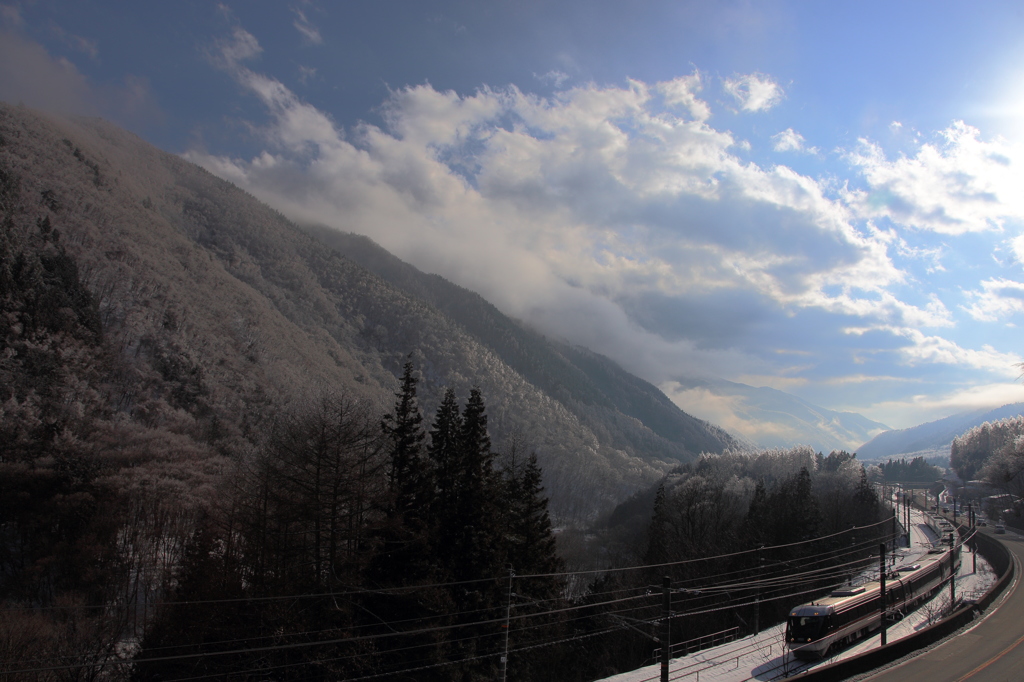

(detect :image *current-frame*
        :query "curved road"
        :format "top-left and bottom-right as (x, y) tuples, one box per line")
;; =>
(863, 526), (1024, 682)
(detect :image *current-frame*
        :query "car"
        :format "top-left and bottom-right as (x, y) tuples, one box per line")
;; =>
(942, 507), (949, 513)
(979, 520), (987, 527)
(995, 524), (1006, 534)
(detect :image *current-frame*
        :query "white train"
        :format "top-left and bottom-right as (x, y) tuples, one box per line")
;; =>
(785, 545), (960, 659)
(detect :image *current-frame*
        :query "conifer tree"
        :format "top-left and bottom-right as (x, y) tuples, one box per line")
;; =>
(498, 439), (563, 575)
(429, 387), (463, 525)
(742, 479), (770, 546)
(452, 387), (502, 584)
(499, 451), (566, 682)
(852, 467), (879, 525)
(789, 467), (820, 543)
(371, 361), (434, 586)
(365, 363), (447, 676)
(644, 482), (669, 566)
(380, 361), (431, 531)
(506, 452), (563, 579)
(427, 387), (505, 679)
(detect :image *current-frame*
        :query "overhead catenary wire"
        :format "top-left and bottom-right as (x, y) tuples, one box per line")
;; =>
(4, 516), (895, 616)
(4, 517), (932, 675)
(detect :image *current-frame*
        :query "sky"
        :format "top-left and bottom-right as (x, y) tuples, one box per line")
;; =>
(2, 0), (1024, 432)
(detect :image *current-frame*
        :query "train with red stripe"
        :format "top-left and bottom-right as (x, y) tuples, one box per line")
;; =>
(785, 544), (960, 659)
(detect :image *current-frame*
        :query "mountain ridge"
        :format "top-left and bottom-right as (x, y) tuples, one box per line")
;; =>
(663, 377), (890, 453)
(0, 102), (736, 520)
(304, 226), (736, 458)
(855, 402), (1024, 462)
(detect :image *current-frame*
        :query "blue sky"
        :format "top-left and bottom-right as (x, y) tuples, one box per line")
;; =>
(2, 1), (1024, 434)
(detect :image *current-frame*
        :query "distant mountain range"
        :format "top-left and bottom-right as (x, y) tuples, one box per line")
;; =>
(855, 403), (1024, 463)
(663, 377), (891, 454)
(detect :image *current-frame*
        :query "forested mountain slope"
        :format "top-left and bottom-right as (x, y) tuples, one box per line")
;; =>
(0, 103), (735, 522)
(305, 227), (736, 460)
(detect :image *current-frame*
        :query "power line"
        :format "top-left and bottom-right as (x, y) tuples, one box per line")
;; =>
(5, 514), (919, 675)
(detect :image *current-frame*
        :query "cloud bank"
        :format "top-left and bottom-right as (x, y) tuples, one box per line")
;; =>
(0, 26), (159, 124)
(184, 28), (1024, 431)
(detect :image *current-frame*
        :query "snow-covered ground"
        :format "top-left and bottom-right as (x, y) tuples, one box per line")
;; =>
(599, 508), (996, 682)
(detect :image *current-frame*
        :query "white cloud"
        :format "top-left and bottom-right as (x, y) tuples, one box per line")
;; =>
(297, 64), (316, 84)
(845, 325), (1022, 375)
(535, 70), (569, 88)
(292, 6), (323, 45)
(1011, 234), (1024, 264)
(661, 383), (810, 445)
(772, 127), (818, 154)
(50, 24), (99, 61)
(211, 26), (263, 69)
(846, 121), (1024, 235)
(963, 278), (1024, 322)
(189, 34), (1021, 415)
(0, 31), (93, 114)
(0, 28), (160, 126)
(723, 73), (783, 112)
(656, 72), (711, 122)
(863, 382), (1024, 429)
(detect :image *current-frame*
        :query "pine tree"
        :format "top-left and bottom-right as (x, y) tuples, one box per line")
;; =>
(644, 482), (669, 566)
(380, 361), (431, 531)
(852, 467), (879, 525)
(453, 387), (501, 583)
(743, 479), (770, 546)
(499, 452), (566, 682)
(365, 364), (447, 678)
(427, 388), (505, 680)
(500, 449), (563, 574)
(429, 387), (463, 526)
(369, 361), (434, 588)
(787, 467), (820, 546)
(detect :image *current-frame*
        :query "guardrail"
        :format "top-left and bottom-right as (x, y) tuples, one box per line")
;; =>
(648, 626), (740, 666)
(789, 521), (1014, 681)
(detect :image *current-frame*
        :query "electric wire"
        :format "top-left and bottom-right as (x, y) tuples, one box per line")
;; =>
(5, 510), (966, 675)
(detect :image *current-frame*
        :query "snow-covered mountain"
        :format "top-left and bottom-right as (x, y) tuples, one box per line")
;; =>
(661, 377), (890, 454)
(855, 403), (1024, 462)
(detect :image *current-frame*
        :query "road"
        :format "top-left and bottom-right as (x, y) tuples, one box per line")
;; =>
(862, 526), (1024, 682)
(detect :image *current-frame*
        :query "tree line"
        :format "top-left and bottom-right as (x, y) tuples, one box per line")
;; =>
(130, 362), (565, 681)
(878, 456), (943, 482)
(951, 415), (1024, 483)
(583, 448), (887, 670)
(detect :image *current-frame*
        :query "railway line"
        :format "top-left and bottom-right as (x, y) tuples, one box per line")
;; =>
(601, 505), (997, 682)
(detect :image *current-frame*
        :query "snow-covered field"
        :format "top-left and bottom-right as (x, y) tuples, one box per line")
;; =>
(599, 508), (996, 682)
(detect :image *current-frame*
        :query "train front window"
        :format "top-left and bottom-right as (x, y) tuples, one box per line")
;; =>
(788, 615), (825, 641)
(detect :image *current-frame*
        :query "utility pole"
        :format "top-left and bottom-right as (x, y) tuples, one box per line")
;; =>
(949, 533), (956, 609)
(906, 492), (911, 544)
(661, 576), (671, 682)
(754, 547), (763, 635)
(879, 543), (887, 646)
(502, 567), (514, 682)
(891, 508), (897, 553)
